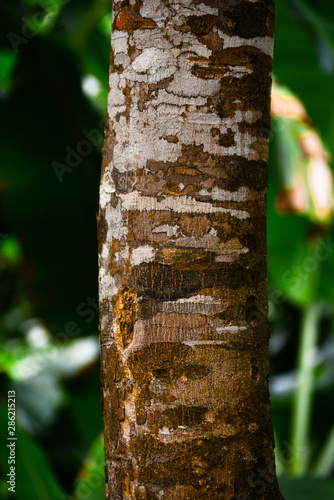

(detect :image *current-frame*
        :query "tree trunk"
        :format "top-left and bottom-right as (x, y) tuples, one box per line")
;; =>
(98, 1), (283, 498)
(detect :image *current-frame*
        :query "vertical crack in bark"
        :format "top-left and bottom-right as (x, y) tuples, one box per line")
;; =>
(99, 1), (284, 499)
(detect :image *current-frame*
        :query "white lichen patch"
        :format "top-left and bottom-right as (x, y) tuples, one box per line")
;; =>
(170, 31), (213, 59)
(225, 65), (253, 78)
(149, 66), (178, 84)
(152, 224), (179, 237)
(198, 186), (250, 202)
(114, 53), (131, 68)
(167, 1), (218, 18)
(100, 172), (116, 209)
(167, 52), (218, 98)
(119, 192), (250, 219)
(215, 28), (274, 58)
(99, 267), (120, 300)
(196, 2), (219, 15)
(115, 245), (130, 264)
(214, 247), (249, 263)
(121, 387), (138, 446)
(167, 69), (219, 98)
(140, 0), (218, 28)
(216, 326), (247, 334)
(105, 201), (128, 242)
(130, 245), (155, 266)
(108, 73), (125, 110)
(162, 295), (223, 316)
(140, 0), (170, 28)
(182, 340), (227, 347)
(152, 89), (208, 109)
(159, 426), (171, 436)
(131, 48), (177, 84)
(175, 109), (262, 160)
(110, 96), (183, 172)
(112, 30), (129, 54)
(133, 29), (172, 50)
(101, 243), (109, 261)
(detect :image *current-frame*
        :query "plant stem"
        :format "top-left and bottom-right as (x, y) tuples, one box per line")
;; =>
(290, 303), (322, 475)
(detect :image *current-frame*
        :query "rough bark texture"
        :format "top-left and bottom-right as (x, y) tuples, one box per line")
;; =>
(98, 1), (283, 498)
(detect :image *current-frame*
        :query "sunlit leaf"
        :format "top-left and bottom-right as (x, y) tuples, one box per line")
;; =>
(271, 80), (333, 223)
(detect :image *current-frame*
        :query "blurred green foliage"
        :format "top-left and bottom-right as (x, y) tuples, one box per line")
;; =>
(0, 0), (334, 498)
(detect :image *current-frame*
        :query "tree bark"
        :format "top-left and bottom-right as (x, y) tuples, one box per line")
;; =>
(98, 1), (283, 498)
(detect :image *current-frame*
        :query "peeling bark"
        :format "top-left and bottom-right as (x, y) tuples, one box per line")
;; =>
(98, 1), (283, 498)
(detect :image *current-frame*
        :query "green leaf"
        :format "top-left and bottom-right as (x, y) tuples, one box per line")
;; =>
(74, 434), (105, 500)
(267, 173), (315, 306)
(271, 80), (333, 224)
